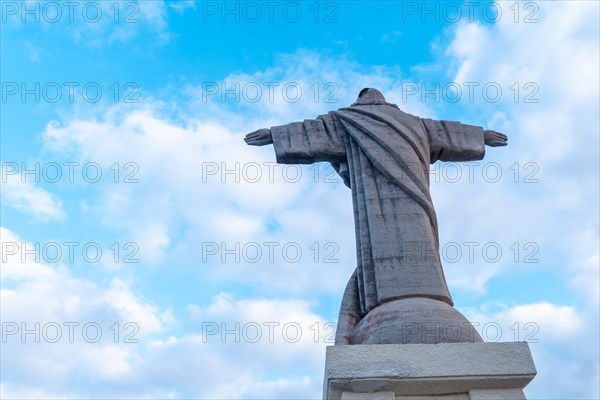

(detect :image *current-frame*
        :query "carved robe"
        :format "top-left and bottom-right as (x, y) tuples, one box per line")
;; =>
(269, 92), (485, 342)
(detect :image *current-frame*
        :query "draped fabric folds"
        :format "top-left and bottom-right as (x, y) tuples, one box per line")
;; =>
(270, 97), (485, 321)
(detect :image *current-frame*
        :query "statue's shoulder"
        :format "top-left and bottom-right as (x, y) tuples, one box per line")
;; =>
(337, 103), (401, 113)
(334, 104), (422, 123)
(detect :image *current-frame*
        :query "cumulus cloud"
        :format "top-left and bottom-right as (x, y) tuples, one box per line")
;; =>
(464, 300), (597, 398)
(1, 229), (326, 399)
(1, 227), (168, 332)
(1, 227), (169, 396)
(164, 293), (328, 398)
(1, 165), (66, 222)
(2, 1), (172, 47)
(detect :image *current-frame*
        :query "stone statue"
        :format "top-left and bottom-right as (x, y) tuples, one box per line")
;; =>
(245, 88), (507, 345)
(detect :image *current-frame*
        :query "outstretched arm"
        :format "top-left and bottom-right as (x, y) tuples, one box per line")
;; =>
(422, 118), (485, 163)
(244, 128), (273, 146)
(484, 130), (508, 147)
(243, 114), (346, 165)
(422, 118), (509, 163)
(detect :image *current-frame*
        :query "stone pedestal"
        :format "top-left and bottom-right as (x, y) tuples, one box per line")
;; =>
(323, 342), (536, 400)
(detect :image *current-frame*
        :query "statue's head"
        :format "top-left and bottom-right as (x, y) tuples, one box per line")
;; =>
(352, 88), (398, 108)
(358, 88), (385, 100)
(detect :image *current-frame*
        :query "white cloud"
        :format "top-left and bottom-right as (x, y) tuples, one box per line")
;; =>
(24, 41), (41, 62)
(129, 222), (171, 265)
(467, 301), (583, 342)
(1, 227), (170, 396)
(2, 245), (328, 399)
(463, 300), (598, 399)
(449, 2), (599, 163)
(0, 385), (65, 400)
(182, 49), (438, 128)
(169, 1), (196, 14)
(1, 228), (167, 332)
(141, 293), (327, 399)
(2, 213), (327, 397)
(1, 166), (66, 222)
(3, 1), (171, 47)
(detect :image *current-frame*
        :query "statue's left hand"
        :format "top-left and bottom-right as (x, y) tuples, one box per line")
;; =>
(484, 130), (508, 147)
(244, 128), (273, 146)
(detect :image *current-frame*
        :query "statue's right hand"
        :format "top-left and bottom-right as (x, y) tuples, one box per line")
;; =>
(244, 128), (273, 146)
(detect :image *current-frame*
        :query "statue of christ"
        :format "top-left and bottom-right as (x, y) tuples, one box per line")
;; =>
(245, 88), (507, 345)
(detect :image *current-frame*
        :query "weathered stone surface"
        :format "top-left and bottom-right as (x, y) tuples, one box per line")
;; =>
(324, 342), (536, 399)
(351, 298), (483, 345)
(469, 389), (526, 400)
(398, 395), (469, 400)
(339, 389), (525, 400)
(341, 391), (395, 400)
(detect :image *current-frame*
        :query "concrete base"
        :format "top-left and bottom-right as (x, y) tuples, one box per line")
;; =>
(323, 342), (536, 400)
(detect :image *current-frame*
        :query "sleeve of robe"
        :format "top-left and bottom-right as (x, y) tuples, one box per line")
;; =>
(270, 112), (347, 164)
(421, 118), (486, 163)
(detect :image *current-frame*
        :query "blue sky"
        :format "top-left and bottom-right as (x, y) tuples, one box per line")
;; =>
(1, 1), (599, 398)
